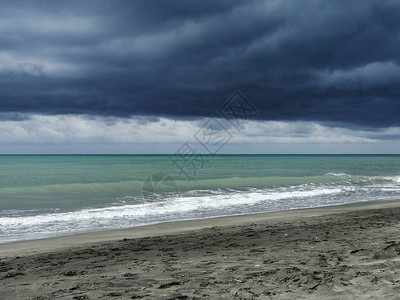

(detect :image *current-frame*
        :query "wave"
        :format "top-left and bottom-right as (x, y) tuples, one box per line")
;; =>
(324, 173), (400, 184)
(1, 173), (400, 196)
(0, 186), (344, 243)
(0, 187), (342, 226)
(2, 173), (400, 243)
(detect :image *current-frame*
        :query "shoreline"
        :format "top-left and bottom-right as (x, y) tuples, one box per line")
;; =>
(1, 198), (400, 299)
(1, 198), (400, 257)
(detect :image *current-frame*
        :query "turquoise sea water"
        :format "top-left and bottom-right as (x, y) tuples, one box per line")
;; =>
(1, 155), (400, 243)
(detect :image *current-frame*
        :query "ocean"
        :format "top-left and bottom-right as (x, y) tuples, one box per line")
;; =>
(1, 154), (400, 244)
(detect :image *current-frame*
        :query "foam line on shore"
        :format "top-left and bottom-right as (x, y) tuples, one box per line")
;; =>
(1, 198), (400, 257)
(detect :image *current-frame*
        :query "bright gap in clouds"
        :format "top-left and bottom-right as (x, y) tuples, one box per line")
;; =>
(1, 114), (400, 154)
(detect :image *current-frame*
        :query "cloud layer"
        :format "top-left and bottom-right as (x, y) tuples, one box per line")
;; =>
(2, 114), (398, 146)
(1, 0), (400, 128)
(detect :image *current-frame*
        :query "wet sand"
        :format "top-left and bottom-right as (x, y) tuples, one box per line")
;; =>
(1, 200), (400, 299)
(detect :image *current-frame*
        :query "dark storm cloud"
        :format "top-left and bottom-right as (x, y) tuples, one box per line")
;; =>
(1, 0), (400, 127)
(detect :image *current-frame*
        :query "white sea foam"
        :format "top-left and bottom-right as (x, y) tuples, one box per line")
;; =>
(1, 180), (400, 243)
(0, 186), (352, 243)
(0, 187), (342, 226)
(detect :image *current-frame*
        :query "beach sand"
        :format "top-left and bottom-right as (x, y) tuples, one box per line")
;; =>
(1, 200), (400, 299)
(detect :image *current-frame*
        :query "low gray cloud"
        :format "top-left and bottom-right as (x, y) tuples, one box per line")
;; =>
(0, 115), (388, 145)
(1, 0), (400, 127)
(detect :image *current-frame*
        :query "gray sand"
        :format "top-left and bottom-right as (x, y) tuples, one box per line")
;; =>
(1, 200), (400, 299)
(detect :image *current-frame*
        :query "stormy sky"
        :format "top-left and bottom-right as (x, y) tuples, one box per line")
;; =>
(1, 0), (400, 153)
